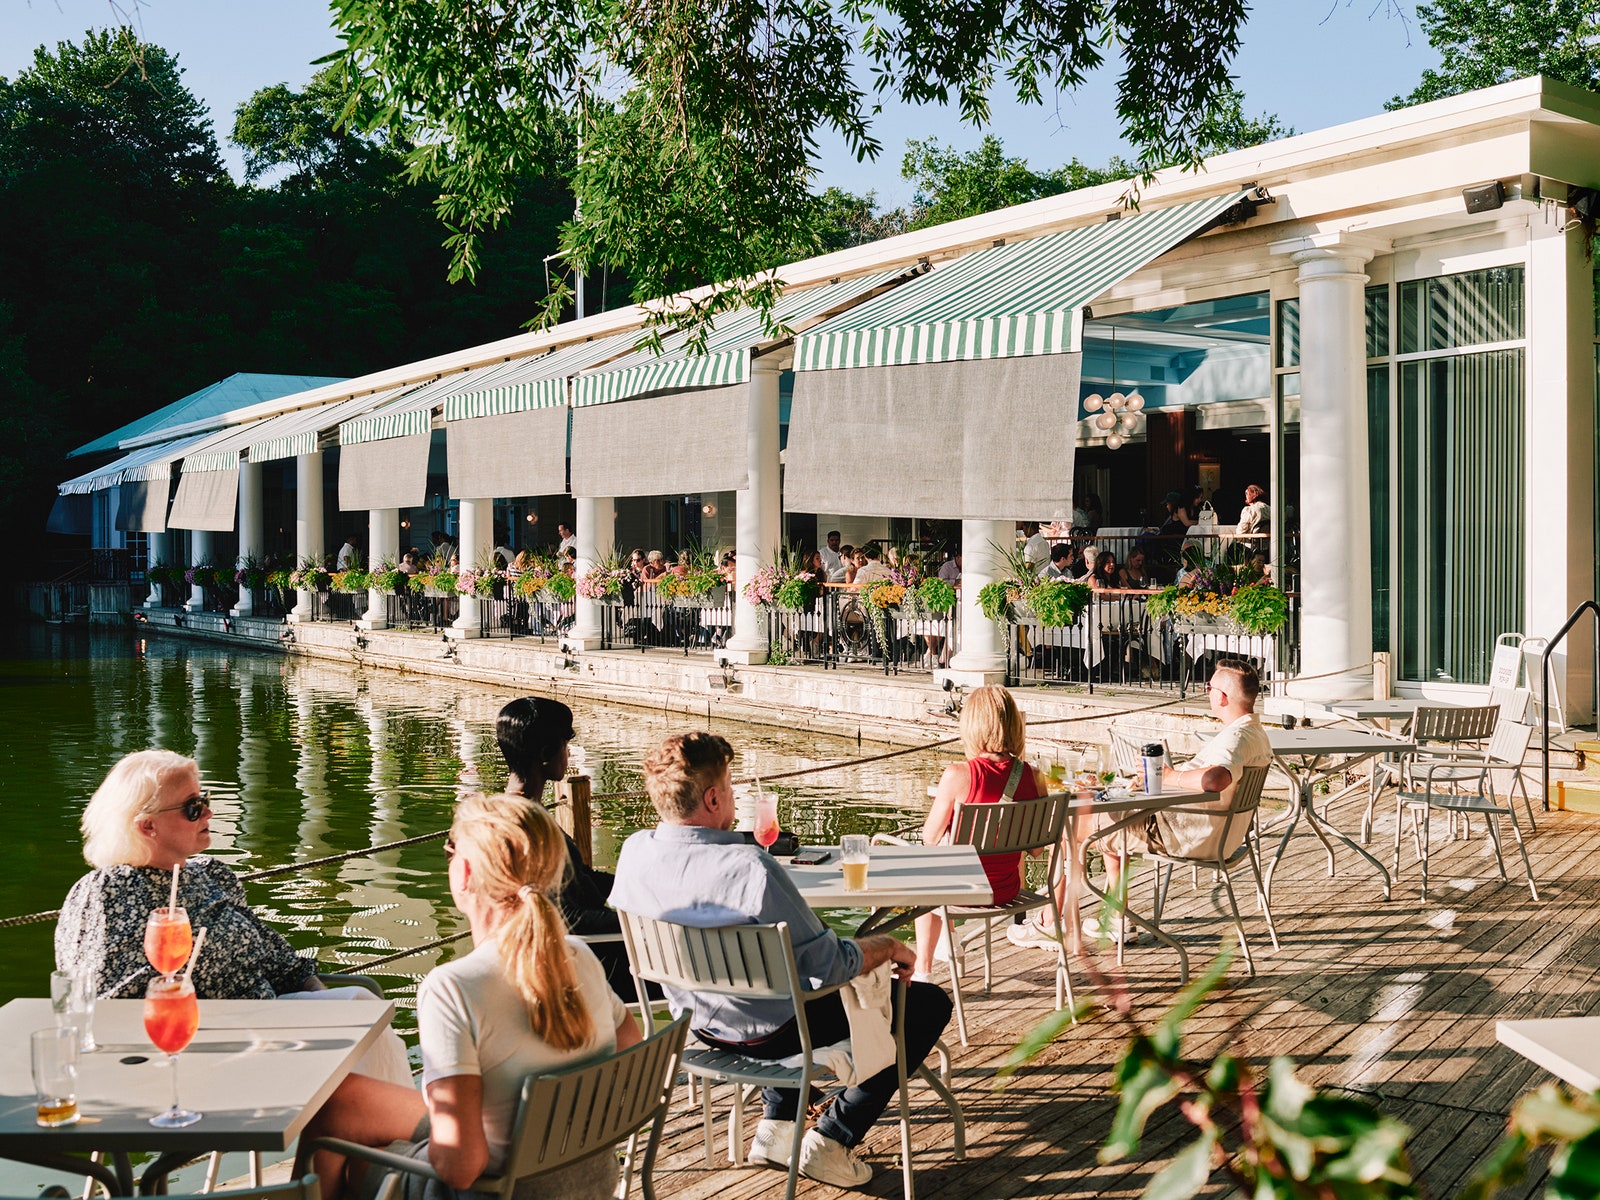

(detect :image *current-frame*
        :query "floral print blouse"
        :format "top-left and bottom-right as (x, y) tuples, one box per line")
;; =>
(55, 857), (318, 999)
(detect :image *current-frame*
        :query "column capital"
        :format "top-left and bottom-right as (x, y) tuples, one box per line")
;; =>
(1269, 231), (1389, 274)
(750, 351), (787, 376)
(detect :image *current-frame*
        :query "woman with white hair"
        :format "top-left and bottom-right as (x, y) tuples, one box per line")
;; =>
(56, 749), (323, 1000)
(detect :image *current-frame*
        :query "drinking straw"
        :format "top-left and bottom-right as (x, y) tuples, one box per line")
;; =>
(182, 927), (207, 987)
(168, 862), (180, 912)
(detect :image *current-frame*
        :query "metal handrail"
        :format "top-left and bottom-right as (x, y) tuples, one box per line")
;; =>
(1540, 600), (1600, 810)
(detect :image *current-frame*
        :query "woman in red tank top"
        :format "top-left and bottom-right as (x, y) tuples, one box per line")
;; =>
(911, 686), (1049, 981)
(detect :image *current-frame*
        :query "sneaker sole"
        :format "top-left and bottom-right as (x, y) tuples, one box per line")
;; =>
(748, 1152), (791, 1171)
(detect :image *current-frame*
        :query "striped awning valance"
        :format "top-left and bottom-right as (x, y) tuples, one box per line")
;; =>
(442, 329), (640, 422)
(794, 191), (1250, 371)
(337, 363), (531, 446)
(57, 432), (222, 495)
(571, 266), (923, 407)
(181, 386), (414, 472)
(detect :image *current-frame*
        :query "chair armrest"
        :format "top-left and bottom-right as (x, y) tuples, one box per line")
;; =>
(871, 834), (912, 846)
(317, 973), (384, 997)
(578, 932), (625, 945)
(308, 1138), (502, 1196)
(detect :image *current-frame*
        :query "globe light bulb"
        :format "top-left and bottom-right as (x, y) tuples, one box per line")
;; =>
(1095, 412), (1118, 431)
(1121, 413), (1139, 432)
(1125, 392), (1145, 411)
(1106, 433), (1125, 450)
(1083, 394), (1104, 412)
(1107, 392), (1126, 408)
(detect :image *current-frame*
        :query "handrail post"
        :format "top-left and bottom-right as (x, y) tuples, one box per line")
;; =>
(554, 775), (594, 867)
(1539, 599), (1600, 812)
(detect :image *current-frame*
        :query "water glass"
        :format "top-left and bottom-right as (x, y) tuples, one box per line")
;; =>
(51, 969), (96, 1052)
(31, 1027), (80, 1128)
(840, 834), (870, 892)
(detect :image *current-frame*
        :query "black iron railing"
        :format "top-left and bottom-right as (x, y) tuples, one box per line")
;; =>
(600, 586), (734, 654)
(765, 587), (959, 675)
(478, 593), (574, 641)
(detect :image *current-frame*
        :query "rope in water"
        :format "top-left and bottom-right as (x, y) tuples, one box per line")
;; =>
(0, 665), (1371, 936)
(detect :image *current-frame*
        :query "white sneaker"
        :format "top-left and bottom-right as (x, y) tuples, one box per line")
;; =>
(1082, 914), (1139, 945)
(932, 926), (967, 972)
(748, 1118), (797, 1169)
(1006, 919), (1059, 950)
(798, 1129), (873, 1188)
(910, 970), (935, 984)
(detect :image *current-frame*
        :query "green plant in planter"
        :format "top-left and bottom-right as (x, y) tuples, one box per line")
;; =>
(335, 568), (371, 593)
(370, 563), (405, 593)
(774, 573), (821, 610)
(433, 570), (460, 596)
(266, 569), (293, 591)
(917, 577), (957, 614)
(977, 580), (1019, 623)
(1024, 580), (1090, 628)
(1229, 583), (1289, 635)
(542, 572), (577, 602)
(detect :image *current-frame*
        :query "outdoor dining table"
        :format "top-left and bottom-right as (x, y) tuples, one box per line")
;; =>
(1323, 696), (1467, 730)
(1496, 1017), (1600, 1092)
(0, 996), (395, 1196)
(1264, 728), (1415, 902)
(1067, 789), (1217, 985)
(784, 843), (992, 936)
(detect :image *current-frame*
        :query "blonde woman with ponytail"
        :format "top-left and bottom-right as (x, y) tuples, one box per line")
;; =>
(297, 794), (640, 1200)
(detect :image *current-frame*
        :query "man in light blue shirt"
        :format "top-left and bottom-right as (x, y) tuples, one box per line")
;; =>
(610, 732), (952, 1190)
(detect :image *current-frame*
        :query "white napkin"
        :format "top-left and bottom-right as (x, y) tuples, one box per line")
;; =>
(840, 962), (896, 1082)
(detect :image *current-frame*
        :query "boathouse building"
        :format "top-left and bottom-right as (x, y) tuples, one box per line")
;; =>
(52, 77), (1600, 716)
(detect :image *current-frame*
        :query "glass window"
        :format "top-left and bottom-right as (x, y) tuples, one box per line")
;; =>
(1367, 367), (1389, 653)
(1276, 298), (1299, 369)
(1397, 348), (1524, 683)
(1398, 267), (1524, 354)
(1365, 286), (1390, 360)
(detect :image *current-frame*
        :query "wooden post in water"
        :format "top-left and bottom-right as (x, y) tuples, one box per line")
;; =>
(554, 775), (593, 867)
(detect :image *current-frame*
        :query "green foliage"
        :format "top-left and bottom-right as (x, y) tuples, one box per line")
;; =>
(917, 577), (957, 614)
(1024, 579), (1091, 628)
(370, 563), (405, 593)
(902, 135), (1132, 230)
(326, 0), (1255, 340)
(1464, 1084), (1600, 1200)
(774, 574), (822, 610)
(543, 572), (577, 602)
(977, 580), (1019, 623)
(1229, 582), (1289, 636)
(1388, 0), (1600, 109)
(232, 66), (400, 186)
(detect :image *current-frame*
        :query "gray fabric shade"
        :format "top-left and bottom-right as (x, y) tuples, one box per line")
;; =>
(338, 433), (431, 511)
(167, 467), (240, 532)
(115, 479), (171, 533)
(569, 387), (748, 497)
(47, 493), (92, 535)
(783, 354), (1081, 519)
(447, 407), (569, 499)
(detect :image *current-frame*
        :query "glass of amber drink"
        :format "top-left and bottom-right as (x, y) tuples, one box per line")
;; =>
(840, 835), (870, 892)
(31, 1027), (80, 1127)
(144, 908), (192, 978)
(144, 976), (201, 1128)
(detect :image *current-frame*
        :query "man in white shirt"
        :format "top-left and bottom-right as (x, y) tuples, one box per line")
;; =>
(1011, 658), (1273, 949)
(937, 553), (961, 584)
(851, 544), (894, 585)
(1021, 522), (1049, 576)
(557, 523), (576, 555)
(336, 536), (358, 569)
(818, 530), (844, 578)
(1041, 544), (1075, 580)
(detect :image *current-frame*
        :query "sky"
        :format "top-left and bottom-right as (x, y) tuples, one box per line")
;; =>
(5, 0), (1441, 208)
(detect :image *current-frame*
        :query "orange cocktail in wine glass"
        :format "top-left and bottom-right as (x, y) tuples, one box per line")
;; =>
(144, 975), (201, 1127)
(144, 908), (192, 977)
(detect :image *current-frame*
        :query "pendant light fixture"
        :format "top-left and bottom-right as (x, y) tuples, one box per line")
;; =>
(1081, 324), (1145, 451)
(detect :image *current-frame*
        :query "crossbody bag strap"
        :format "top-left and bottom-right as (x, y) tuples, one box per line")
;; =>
(1002, 757), (1026, 801)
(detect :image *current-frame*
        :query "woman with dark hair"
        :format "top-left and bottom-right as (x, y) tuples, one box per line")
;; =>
(495, 697), (647, 1001)
(1088, 551), (1120, 590)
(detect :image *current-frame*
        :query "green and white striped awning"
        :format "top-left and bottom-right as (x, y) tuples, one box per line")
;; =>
(571, 266), (923, 407)
(442, 329), (641, 422)
(179, 386), (414, 472)
(338, 362), (534, 446)
(794, 191), (1250, 371)
(57, 433), (216, 494)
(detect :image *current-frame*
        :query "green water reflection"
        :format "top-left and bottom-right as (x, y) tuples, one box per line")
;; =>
(2, 628), (955, 1028)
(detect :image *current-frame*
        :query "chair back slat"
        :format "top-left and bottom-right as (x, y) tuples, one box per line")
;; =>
(1488, 719), (1535, 766)
(1110, 729), (1170, 776)
(1488, 687), (1531, 724)
(951, 791), (1071, 855)
(116, 1181), (322, 1200)
(618, 912), (799, 999)
(1215, 762), (1271, 860)
(1414, 704), (1499, 743)
(500, 1015), (689, 1183)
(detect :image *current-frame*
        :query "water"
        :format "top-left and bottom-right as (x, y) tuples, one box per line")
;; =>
(1, 627), (957, 1029)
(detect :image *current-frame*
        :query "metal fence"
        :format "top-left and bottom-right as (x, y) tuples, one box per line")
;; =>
(247, 588), (292, 619)
(1006, 589), (1300, 694)
(765, 587), (959, 675)
(600, 586), (734, 654)
(384, 591), (459, 632)
(479, 593), (574, 642)
(305, 591), (363, 623)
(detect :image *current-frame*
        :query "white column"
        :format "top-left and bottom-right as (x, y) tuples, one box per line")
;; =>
(719, 356), (783, 665)
(358, 508), (397, 629)
(290, 451), (324, 621)
(185, 530), (212, 612)
(145, 531), (169, 607)
(939, 519), (1011, 686)
(1525, 211), (1596, 722)
(564, 495), (614, 651)
(231, 462), (264, 616)
(449, 496), (493, 639)
(1274, 233), (1382, 699)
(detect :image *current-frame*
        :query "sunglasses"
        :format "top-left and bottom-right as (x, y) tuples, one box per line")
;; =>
(159, 791), (211, 822)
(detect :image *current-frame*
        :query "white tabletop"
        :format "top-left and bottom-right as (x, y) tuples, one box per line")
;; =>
(1068, 789), (1216, 818)
(0, 997), (394, 1154)
(1268, 728), (1415, 757)
(1497, 1018), (1600, 1093)
(1325, 698), (1465, 720)
(785, 844), (993, 909)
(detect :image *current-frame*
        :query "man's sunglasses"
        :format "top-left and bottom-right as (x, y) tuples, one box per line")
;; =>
(159, 791), (211, 822)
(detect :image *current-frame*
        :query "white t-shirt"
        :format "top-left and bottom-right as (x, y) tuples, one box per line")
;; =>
(1024, 533), (1049, 573)
(1154, 714), (1273, 861)
(558, 534), (577, 554)
(819, 545), (843, 576)
(852, 561), (894, 585)
(336, 542), (357, 569)
(418, 934), (627, 1171)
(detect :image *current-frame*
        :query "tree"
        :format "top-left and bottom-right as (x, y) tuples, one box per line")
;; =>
(810, 186), (906, 252)
(1389, 0), (1600, 108)
(232, 66), (402, 186)
(900, 135), (1132, 230)
(326, 0), (1252, 341)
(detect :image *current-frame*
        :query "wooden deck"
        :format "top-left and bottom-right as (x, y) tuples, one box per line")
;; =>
(648, 796), (1593, 1199)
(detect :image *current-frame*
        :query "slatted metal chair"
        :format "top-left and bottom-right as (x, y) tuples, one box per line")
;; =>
(311, 1016), (690, 1200)
(927, 792), (1074, 1046)
(1109, 729), (1175, 778)
(1123, 764), (1276, 974)
(616, 914), (964, 1200)
(1362, 704), (1501, 843)
(46, 1178), (324, 1200)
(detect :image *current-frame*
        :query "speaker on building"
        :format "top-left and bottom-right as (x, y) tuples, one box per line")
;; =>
(1462, 181), (1505, 214)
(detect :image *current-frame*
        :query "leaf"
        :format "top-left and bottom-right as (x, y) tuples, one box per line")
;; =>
(1205, 1053), (1239, 1094)
(996, 1004), (1087, 1084)
(1459, 1131), (1529, 1200)
(1261, 1057), (1315, 1126)
(1551, 1126), (1600, 1200)
(1144, 1127), (1219, 1200)
(1101, 1061), (1184, 1162)
(1151, 944), (1233, 1059)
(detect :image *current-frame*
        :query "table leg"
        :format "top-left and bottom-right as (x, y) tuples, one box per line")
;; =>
(855, 907), (928, 937)
(0, 1150), (132, 1197)
(1300, 790), (1392, 900)
(1264, 768), (1306, 902)
(138, 1151), (193, 1196)
(1079, 819), (1190, 985)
